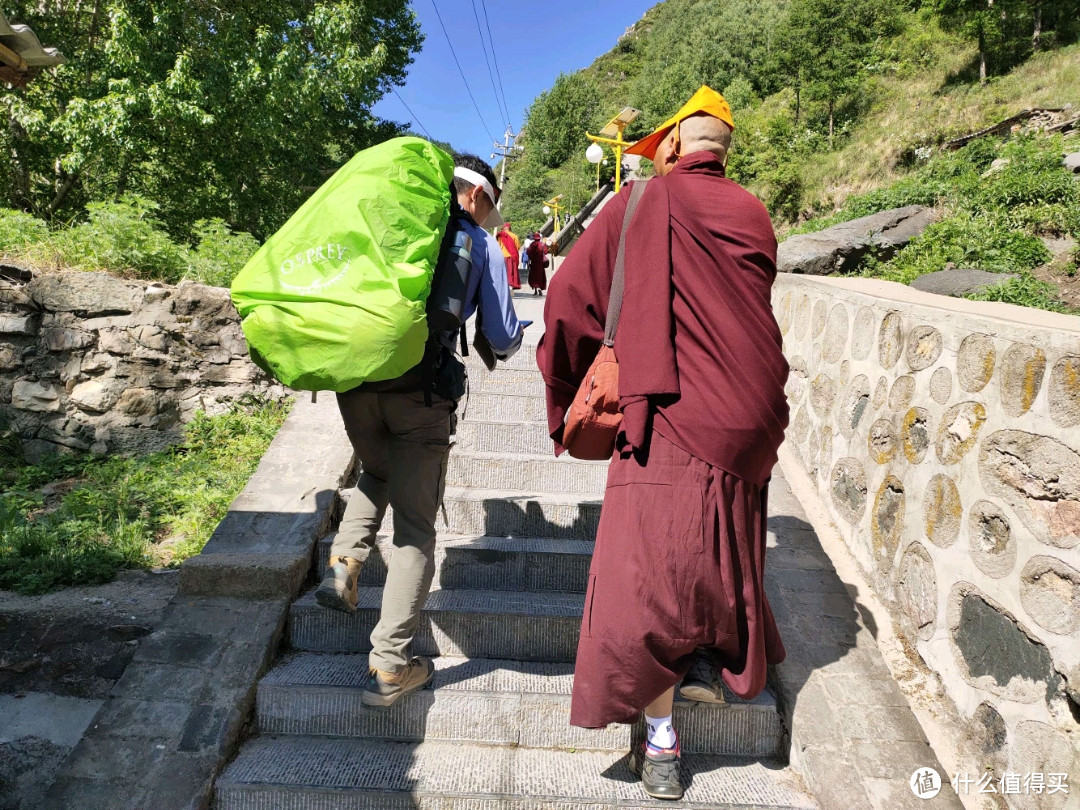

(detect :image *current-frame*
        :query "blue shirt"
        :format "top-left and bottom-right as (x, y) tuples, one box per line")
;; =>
(460, 219), (523, 358)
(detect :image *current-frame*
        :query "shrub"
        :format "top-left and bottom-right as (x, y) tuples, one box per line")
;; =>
(966, 273), (1070, 313)
(187, 219), (260, 287)
(0, 209), (50, 255)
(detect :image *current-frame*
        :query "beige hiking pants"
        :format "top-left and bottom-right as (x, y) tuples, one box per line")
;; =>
(331, 389), (455, 674)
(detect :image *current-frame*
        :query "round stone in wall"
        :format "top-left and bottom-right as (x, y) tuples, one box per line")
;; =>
(810, 373), (837, 418)
(794, 294), (811, 340)
(791, 404), (811, 446)
(839, 360), (850, 388)
(936, 401), (987, 465)
(930, 367), (953, 404)
(1048, 355), (1080, 428)
(778, 291), (794, 335)
(968, 500), (1015, 579)
(808, 428), (821, 474)
(873, 376), (888, 408)
(1020, 556), (1080, 636)
(785, 356), (809, 403)
(822, 304), (850, 363)
(878, 312), (904, 369)
(1009, 721), (1080, 807)
(902, 407), (933, 464)
(868, 418), (898, 464)
(979, 431), (1080, 550)
(852, 306), (876, 361)
(820, 426), (834, 472)
(831, 458), (868, 524)
(1000, 343), (1047, 417)
(840, 375), (872, 438)
(957, 333), (996, 393)
(871, 476), (905, 566)
(897, 542), (937, 640)
(906, 325), (943, 372)
(924, 475), (962, 548)
(811, 299), (828, 338)
(888, 375), (916, 411)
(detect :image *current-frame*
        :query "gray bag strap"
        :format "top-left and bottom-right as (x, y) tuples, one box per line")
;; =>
(603, 178), (650, 347)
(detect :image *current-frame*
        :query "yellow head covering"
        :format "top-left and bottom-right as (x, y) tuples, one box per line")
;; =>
(625, 85), (734, 161)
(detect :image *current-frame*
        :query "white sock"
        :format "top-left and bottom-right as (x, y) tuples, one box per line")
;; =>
(645, 713), (677, 750)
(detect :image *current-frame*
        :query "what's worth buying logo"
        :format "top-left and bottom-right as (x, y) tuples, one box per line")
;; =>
(277, 243), (351, 294)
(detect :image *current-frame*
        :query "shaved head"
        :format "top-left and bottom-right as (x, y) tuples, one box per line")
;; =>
(678, 113), (732, 165)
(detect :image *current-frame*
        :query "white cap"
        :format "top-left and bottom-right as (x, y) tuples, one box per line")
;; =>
(453, 166), (505, 229)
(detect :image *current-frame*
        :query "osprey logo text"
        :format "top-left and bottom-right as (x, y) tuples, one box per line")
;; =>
(278, 243), (351, 294)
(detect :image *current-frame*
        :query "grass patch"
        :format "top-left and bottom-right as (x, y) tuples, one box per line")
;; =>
(0, 195), (258, 287)
(965, 273), (1072, 312)
(0, 397), (291, 594)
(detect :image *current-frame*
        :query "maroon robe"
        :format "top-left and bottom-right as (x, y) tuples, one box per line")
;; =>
(497, 229), (521, 290)
(526, 239), (548, 291)
(536, 152), (790, 729)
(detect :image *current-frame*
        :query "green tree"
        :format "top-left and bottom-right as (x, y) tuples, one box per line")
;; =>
(522, 73), (603, 169)
(1, 0), (422, 238)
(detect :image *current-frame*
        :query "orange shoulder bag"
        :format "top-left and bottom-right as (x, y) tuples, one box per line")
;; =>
(561, 179), (649, 460)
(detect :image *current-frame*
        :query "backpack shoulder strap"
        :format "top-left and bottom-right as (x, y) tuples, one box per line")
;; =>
(603, 178), (650, 347)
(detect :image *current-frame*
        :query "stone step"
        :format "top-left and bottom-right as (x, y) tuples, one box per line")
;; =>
(446, 450), (607, 495)
(456, 419), (552, 455)
(438, 487), (602, 539)
(463, 391), (546, 423)
(464, 342), (537, 371)
(474, 369), (546, 397)
(215, 736), (817, 810)
(257, 653), (783, 757)
(317, 534), (593, 593)
(289, 587), (584, 661)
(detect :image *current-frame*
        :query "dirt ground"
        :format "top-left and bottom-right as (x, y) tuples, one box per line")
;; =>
(1035, 236), (1080, 311)
(0, 570), (178, 809)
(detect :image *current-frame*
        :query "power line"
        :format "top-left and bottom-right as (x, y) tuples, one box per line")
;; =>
(479, 0), (512, 129)
(471, 0), (510, 128)
(429, 0), (497, 143)
(392, 87), (433, 141)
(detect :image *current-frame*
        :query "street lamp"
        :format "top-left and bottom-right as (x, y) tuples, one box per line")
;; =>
(542, 195), (564, 233)
(585, 106), (640, 192)
(585, 142), (604, 190)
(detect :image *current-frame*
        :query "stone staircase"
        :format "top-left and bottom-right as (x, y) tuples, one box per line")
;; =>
(213, 344), (817, 809)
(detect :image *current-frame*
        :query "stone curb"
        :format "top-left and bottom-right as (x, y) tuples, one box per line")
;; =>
(42, 397), (355, 810)
(767, 453), (964, 810)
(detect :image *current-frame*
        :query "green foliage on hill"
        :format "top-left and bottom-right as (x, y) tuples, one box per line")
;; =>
(500, 0), (1079, 233)
(0, 198), (258, 286)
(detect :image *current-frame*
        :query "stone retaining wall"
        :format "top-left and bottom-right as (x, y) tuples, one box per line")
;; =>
(775, 274), (1080, 806)
(0, 268), (284, 458)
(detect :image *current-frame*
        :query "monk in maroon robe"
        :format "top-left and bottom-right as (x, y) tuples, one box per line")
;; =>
(537, 87), (789, 801)
(526, 232), (548, 295)
(496, 223), (521, 290)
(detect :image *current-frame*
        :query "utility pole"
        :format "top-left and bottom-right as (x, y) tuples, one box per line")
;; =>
(490, 126), (523, 206)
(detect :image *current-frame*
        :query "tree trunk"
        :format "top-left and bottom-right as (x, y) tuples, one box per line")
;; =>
(7, 105), (33, 212)
(45, 174), (79, 219)
(828, 100), (834, 149)
(979, 28), (988, 82)
(1032, 1), (1042, 51)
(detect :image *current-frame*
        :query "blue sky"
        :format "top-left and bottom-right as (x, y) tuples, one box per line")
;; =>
(373, 0), (658, 161)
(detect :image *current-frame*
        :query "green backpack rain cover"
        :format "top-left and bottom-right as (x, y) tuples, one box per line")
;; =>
(230, 137), (454, 392)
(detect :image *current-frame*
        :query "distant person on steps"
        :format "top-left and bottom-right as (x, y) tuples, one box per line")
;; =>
(537, 86), (790, 801)
(527, 232), (549, 295)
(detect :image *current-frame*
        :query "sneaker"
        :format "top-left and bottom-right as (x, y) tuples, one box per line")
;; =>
(362, 657), (435, 707)
(628, 741), (684, 801)
(315, 556), (363, 614)
(679, 650), (727, 704)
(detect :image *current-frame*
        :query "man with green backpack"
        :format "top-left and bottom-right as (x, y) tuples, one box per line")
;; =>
(317, 153), (523, 707)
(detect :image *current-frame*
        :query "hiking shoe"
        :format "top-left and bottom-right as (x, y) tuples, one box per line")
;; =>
(362, 657), (435, 707)
(679, 650), (727, 704)
(315, 556), (363, 614)
(629, 741), (684, 801)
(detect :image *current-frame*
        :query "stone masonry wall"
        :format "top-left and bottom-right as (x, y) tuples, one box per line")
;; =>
(0, 268), (284, 459)
(775, 274), (1080, 808)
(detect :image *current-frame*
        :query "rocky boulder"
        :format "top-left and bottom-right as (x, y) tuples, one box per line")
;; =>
(1063, 153), (1080, 174)
(910, 268), (1018, 298)
(777, 205), (938, 275)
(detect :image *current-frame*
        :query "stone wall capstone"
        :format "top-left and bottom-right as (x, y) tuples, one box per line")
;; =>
(0, 268), (285, 459)
(775, 274), (1080, 808)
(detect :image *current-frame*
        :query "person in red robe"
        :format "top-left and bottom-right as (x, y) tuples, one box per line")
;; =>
(537, 86), (790, 801)
(496, 223), (521, 290)
(526, 232), (548, 295)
